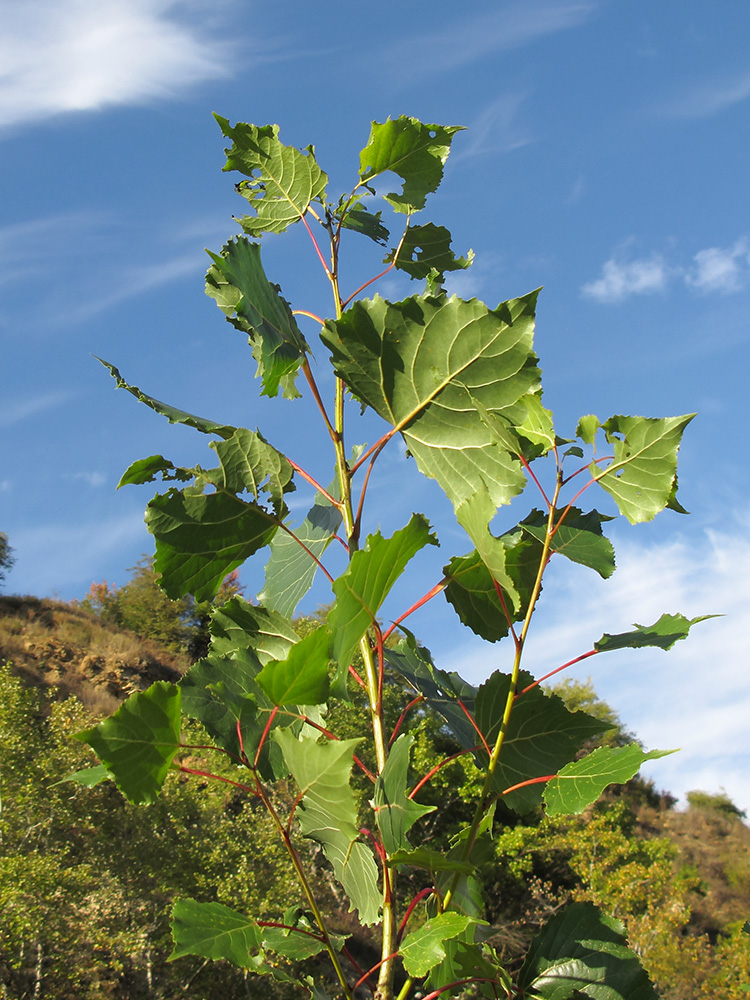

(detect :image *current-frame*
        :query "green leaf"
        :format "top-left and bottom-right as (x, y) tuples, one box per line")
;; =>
(474, 671), (609, 812)
(211, 426), (294, 515)
(443, 523), (544, 642)
(544, 744), (677, 816)
(576, 413), (600, 446)
(117, 455), (193, 488)
(521, 507), (616, 579)
(336, 195), (390, 244)
(383, 634), (478, 751)
(74, 682), (181, 805)
(321, 291), (540, 517)
(180, 600), (297, 773)
(257, 625), (330, 706)
(593, 414), (695, 524)
(214, 116), (328, 235)
(170, 898), (265, 970)
(373, 734), (436, 854)
(517, 901), (658, 999)
(358, 116), (464, 213)
(388, 223), (473, 281)
(97, 359), (235, 438)
(205, 237), (308, 398)
(53, 764), (112, 788)
(399, 912), (475, 977)
(595, 612), (717, 652)
(259, 494), (342, 617)
(146, 489), (277, 602)
(387, 848), (474, 875)
(327, 514), (438, 684)
(274, 730), (380, 925)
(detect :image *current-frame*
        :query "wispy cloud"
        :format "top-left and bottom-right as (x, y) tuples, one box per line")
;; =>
(660, 70), (750, 120)
(0, 390), (76, 428)
(582, 238), (750, 303)
(0, 0), (235, 130)
(386, 0), (599, 81)
(450, 516), (750, 812)
(451, 94), (534, 163)
(581, 255), (668, 303)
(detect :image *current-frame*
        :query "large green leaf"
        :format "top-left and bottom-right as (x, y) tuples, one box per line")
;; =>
(443, 522), (544, 642)
(521, 507), (616, 579)
(147, 489), (277, 602)
(257, 625), (330, 707)
(383, 634), (478, 751)
(387, 223), (473, 281)
(98, 359), (235, 438)
(206, 237), (309, 398)
(321, 291), (540, 517)
(544, 745), (676, 816)
(211, 426), (294, 515)
(358, 116), (464, 213)
(517, 902), (658, 999)
(327, 514), (437, 681)
(274, 730), (380, 925)
(595, 612), (716, 652)
(214, 116), (328, 235)
(592, 414), (695, 524)
(170, 898), (266, 970)
(399, 912), (475, 978)
(373, 734), (436, 854)
(474, 671), (609, 813)
(180, 600), (298, 773)
(74, 682), (181, 805)
(259, 494), (342, 617)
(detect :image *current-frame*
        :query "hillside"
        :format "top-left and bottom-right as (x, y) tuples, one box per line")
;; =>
(1, 592), (749, 998)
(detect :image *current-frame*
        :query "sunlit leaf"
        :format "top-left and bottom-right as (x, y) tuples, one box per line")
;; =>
(257, 625), (330, 706)
(147, 489), (277, 602)
(373, 734), (436, 854)
(98, 358), (235, 438)
(388, 222), (473, 280)
(517, 902), (658, 998)
(595, 612), (717, 652)
(521, 507), (616, 579)
(327, 514), (437, 685)
(359, 116), (464, 213)
(214, 116), (328, 234)
(593, 413), (695, 524)
(74, 682), (181, 805)
(259, 494), (342, 617)
(274, 730), (380, 925)
(53, 764), (112, 788)
(206, 237), (308, 398)
(544, 744), (676, 816)
(117, 455), (193, 488)
(211, 426), (294, 515)
(170, 898), (265, 970)
(474, 671), (608, 812)
(400, 912), (475, 977)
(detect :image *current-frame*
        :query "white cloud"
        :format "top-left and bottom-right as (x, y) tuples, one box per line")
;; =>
(451, 94), (534, 163)
(0, 0), (233, 130)
(686, 240), (750, 293)
(661, 70), (750, 120)
(583, 238), (750, 302)
(449, 517), (750, 813)
(581, 255), (668, 303)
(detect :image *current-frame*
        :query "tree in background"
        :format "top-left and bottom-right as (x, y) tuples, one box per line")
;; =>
(80, 558), (244, 657)
(0, 533), (14, 589)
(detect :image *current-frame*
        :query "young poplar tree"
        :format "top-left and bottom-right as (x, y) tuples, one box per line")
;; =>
(74, 115), (710, 1000)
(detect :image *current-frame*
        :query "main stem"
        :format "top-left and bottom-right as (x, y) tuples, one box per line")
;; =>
(326, 230), (395, 1000)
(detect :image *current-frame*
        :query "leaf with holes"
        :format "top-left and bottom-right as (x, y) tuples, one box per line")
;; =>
(595, 612), (717, 652)
(388, 222), (473, 280)
(214, 116), (328, 235)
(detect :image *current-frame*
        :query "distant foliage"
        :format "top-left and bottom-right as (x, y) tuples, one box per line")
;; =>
(0, 532), (13, 588)
(687, 789), (747, 820)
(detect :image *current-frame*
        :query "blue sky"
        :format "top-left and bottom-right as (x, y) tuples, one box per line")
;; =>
(2, 0), (749, 810)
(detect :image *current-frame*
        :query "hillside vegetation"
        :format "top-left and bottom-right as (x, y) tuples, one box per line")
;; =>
(1, 574), (749, 999)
